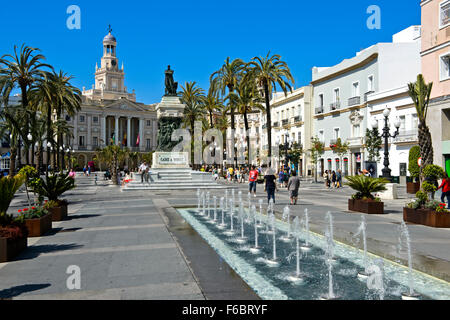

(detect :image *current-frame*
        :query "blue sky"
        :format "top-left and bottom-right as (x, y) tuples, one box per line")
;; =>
(0, 0), (420, 104)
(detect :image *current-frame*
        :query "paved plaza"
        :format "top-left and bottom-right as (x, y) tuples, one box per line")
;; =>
(0, 174), (449, 299)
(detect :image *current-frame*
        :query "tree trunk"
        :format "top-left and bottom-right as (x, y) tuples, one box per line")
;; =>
(243, 109), (250, 166)
(263, 82), (272, 159)
(209, 111), (213, 129)
(418, 122), (434, 188)
(9, 147), (17, 176)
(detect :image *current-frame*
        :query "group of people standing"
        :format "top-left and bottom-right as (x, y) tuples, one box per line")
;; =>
(245, 165), (301, 206)
(323, 170), (343, 189)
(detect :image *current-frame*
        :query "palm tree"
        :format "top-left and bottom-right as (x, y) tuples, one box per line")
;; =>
(0, 44), (52, 165)
(96, 145), (129, 185)
(226, 80), (264, 165)
(180, 81), (204, 134)
(0, 105), (29, 175)
(203, 79), (223, 128)
(29, 71), (80, 172)
(180, 82), (204, 167)
(49, 71), (81, 170)
(407, 74), (434, 183)
(245, 52), (294, 159)
(210, 57), (245, 167)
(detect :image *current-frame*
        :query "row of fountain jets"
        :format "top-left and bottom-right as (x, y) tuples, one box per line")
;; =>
(195, 189), (420, 300)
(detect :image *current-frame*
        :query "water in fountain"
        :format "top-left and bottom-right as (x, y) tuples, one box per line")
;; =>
(225, 189), (228, 211)
(208, 192), (213, 219)
(260, 199), (274, 235)
(398, 221), (420, 300)
(213, 196), (217, 222)
(217, 197), (226, 229)
(256, 199), (265, 228)
(249, 205), (261, 254)
(223, 199), (235, 236)
(280, 206), (293, 242)
(266, 212), (280, 267)
(200, 191), (205, 216)
(366, 258), (386, 300)
(354, 215), (369, 279)
(197, 189), (201, 211)
(287, 217), (304, 283)
(301, 208), (312, 251)
(236, 202), (248, 243)
(320, 212), (340, 300)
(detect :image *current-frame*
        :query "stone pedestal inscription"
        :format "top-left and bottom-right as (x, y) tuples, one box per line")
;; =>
(152, 152), (189, 169)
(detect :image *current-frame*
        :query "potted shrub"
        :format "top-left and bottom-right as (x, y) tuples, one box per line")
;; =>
(31, 173), (75, 222)
(407, 146), (420, 194)
(403, 165), (449, 228)
(0, 174), (28, 262)
(345, 175), (389, 214)
(44, 200), (69, 221)
(18, 206), (52, 237)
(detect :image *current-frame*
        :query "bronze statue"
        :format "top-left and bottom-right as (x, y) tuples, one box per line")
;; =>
(164, 65), (178, 96)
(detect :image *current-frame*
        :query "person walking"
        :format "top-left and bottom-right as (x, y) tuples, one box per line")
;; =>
(248, 165), (259, 197)
(287, 170), (301, 205)
(331, 170), (336, 188)
(336, 169), (342, 188)
(278, 169), (284, 188)
(83, 165), (87, 176)
(437, 174), (450, 208)
(68, 169), (76, 180)
(264, 166), (278, 204)
(283, 169), (289, 188)
(323, 170), (328, 188)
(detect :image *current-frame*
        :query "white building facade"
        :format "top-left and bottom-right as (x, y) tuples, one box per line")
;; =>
(311, 26), (421, 178)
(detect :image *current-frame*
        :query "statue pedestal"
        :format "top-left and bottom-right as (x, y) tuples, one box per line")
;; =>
(152, 152), (190, 169)
(156, 96), (185, 119)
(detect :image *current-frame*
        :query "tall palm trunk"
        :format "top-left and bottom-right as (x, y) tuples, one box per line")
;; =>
(9, 147), (17, 176)
(263, 82), (272, 160)
(19, 83), (31, 165)
(209, 111), (214, 129)
(418, 121), (434, 185)
(243, 109), (250, 166)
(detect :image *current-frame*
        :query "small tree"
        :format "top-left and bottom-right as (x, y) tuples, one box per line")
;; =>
(408, 146), (420, 182)
(308, 137), (324, 183)
(331, 138), (349, 170)
(288, 142), (303, 174)
(365, 128), (382, 162)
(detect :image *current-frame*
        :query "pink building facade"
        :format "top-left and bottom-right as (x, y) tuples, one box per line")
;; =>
(421, 0), (450, 173)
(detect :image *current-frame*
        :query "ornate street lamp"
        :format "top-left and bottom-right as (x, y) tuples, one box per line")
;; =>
(371, 107), (401, 182)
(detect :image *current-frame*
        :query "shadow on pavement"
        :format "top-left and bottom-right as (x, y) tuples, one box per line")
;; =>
(66, 214), (101, 220)
(15, 243), (83, 260)
(0, 284), (51, 299)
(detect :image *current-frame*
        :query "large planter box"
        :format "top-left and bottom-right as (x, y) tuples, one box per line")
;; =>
(348, 199), (384, 214)
(0, 236), (27, 263)
(406, 182), (420, 194)
(403, 208), (450, 228)
(24, 213), (52, 237)
(49, 205), (68, 221)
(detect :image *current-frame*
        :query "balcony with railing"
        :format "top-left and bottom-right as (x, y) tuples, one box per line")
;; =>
(282, 119), (289, 126)
(78, 146), (87, 151)
(346, 136), (364, 147)
(262, 123), (267, 130)
(393, 130), (418, 144)
(330, 101), (341, 111)
(348, 96), (361, 107)
(364, 91), (375, 102)
(315, 106), (324, 114)
(273, 121), (280, 128)
(293, 115), (302, 123)
(329, 139), (337, 148)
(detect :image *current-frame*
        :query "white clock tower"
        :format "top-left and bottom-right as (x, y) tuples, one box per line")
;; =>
(83, 26), (136, 102)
